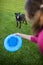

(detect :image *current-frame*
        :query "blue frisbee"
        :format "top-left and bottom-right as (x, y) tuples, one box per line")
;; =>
(4, 34), (22, 52)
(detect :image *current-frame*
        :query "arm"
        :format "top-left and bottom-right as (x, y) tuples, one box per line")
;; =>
(15, 33), (37, 43)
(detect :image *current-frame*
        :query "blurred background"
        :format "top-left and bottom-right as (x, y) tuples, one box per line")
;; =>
(0, 0), (43, 65)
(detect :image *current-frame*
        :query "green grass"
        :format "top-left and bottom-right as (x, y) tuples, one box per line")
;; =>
(0, 0), (43, 65)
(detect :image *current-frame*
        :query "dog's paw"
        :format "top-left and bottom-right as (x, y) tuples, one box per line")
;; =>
(25, 22), (27, 25)
(19, 26), (21, 29)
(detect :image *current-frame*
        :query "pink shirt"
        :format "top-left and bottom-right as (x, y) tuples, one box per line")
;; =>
(31, 30), (43, 54)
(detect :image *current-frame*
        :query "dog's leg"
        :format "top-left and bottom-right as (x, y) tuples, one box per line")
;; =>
(19, 21), (21, 28)
(25, 20), (27, 25)
(23, 20), (24, 23)
(16, 21), (18, 27)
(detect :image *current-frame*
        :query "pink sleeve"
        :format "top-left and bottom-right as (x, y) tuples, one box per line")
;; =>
(30, 36), (37, 43)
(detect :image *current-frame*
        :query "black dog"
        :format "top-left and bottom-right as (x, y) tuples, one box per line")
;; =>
(15, 12), (27, 28)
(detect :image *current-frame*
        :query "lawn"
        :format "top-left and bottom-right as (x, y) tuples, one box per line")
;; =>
(0, 0), (43, 65)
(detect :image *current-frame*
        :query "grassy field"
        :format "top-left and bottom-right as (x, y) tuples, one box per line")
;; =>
(0, 0), (43, 65)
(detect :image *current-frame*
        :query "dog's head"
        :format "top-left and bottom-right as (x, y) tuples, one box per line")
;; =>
(15, 12), (20, 19)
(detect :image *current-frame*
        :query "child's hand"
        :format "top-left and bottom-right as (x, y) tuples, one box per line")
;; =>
(15, 33), (20, 36)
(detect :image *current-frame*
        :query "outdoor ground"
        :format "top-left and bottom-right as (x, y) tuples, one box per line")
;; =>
(0, 0), (43, 65)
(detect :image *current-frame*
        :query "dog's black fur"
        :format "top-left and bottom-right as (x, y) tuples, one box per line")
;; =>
(15, 12), (27, 28)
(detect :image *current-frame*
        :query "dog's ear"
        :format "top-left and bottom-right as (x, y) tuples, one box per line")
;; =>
(15, 13), (17, 15)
